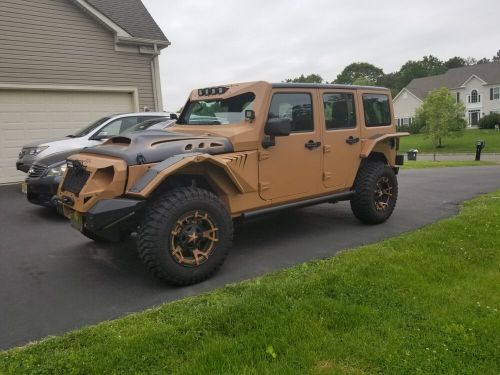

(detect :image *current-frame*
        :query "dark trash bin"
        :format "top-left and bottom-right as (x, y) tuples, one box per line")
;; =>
(407, 149), (418, 161)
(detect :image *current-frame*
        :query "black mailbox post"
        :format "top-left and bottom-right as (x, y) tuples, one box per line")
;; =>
(475, 140), (485, 161)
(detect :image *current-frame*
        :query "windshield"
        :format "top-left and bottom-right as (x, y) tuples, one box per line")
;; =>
(70, 117), (111, 137)
(178, 92), (255, 125)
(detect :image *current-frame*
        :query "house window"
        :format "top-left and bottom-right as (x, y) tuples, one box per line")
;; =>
(492, 87), (500, 100)
(456, 92), (460, 103)
(396, 117), (413, 128)
(471, 90), (478, 103)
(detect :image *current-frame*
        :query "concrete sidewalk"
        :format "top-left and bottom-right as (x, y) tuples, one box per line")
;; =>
(414, 153), (500, 162)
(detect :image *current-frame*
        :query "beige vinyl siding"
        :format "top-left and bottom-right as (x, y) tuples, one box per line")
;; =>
(0, 0), (156, 110)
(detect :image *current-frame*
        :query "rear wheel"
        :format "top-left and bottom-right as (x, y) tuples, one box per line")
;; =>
(350, 161), (398, 224)
(137, 187), (233, 285)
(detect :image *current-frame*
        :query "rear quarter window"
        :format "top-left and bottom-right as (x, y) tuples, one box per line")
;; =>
(362, 94), (391, 127)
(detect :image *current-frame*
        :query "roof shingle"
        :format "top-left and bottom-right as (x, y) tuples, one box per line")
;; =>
(406, 61), (500, 100)
(85, 0), (168, 42)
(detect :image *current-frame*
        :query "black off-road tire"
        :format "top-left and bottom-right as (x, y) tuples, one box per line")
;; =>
(137, 187), (233, 285)
(350, 161), (398, 224)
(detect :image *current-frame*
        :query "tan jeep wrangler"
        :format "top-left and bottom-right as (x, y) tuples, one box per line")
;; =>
(58, 81), (408, 285)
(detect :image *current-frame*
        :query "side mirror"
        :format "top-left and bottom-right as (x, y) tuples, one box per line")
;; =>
(92, 131), (108, 141)
(265, 118), (291, 137)
(262, 118), (291, 148)
(170, 113), (178, 120)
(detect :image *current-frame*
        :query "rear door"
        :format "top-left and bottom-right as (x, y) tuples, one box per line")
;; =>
(320, 90), (361, 189)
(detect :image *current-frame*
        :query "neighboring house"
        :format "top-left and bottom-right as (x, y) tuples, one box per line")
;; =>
(393, 61), (500, 129)
(0, 0), (169, 184)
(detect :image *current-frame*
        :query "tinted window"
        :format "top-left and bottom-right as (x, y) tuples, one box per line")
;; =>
(362, 94), (391, 127)
(323, 93), (356, 129)
(268, 93), (313, 132)
(95, 117), (142, 138)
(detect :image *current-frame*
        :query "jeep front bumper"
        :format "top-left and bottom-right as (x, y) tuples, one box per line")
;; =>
(64, 198), (146, 241)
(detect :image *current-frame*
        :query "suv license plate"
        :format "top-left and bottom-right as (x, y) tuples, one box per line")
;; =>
(70, 212), (84, 232)
(21, 182), (27, 194)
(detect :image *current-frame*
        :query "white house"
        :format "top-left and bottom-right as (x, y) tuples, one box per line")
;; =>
(393, 61), (500, 127)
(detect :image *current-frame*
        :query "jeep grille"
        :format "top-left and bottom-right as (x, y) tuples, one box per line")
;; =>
(61, 167), (90, 197)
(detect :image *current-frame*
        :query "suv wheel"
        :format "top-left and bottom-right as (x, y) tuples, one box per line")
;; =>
(350, 161), (398, 224)
(137, 187), (233, 285)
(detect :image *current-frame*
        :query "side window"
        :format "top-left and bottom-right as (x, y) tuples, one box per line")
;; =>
(95, 117), (141, 137)
(323, 93), (356, 129)
(362, 94), (391, 127)
(268, 93), (313, 132)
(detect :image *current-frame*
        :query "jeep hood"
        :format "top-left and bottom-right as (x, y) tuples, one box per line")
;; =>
(78, 130), (233, 165)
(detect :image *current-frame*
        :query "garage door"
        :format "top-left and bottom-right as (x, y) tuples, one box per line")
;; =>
(0, 89), (135, 184)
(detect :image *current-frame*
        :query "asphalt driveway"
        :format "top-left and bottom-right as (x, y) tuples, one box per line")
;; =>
(1, 166), (500, 350)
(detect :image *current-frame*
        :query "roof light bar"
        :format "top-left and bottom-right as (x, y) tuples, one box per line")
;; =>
(197, 86), (229, 97)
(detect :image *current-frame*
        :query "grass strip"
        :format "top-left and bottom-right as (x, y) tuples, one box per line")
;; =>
(399, 129), (500, 153)
(1, 192), (499, 374)
(403, 160), (497, 169)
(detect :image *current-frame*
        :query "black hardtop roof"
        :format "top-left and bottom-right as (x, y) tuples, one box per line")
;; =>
(271, 83), (389, 91)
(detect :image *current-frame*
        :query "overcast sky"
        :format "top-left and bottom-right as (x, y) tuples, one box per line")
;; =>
(142, 0), (500, 112)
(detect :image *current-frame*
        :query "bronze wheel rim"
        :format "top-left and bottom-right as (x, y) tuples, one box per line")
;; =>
(374, 176), (393, 212)
(170, 210), (219, 267)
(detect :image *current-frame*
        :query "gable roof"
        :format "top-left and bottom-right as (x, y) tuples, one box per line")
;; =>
(405, 61), (500, 100)
(79, 0), (168, 43)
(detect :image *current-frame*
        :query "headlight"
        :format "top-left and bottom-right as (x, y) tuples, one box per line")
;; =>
(46, 164), (67, 177)
(26, 146), (49, 156)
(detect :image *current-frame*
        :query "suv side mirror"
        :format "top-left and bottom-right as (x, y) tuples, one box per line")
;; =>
(92, 131), (108, 141)
(265, 118), (291, 137)
(170, 113), (178, 120)
(262, 118), (291, 148)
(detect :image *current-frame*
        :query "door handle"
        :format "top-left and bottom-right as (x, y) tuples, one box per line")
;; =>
(346, 136), (360, 145)
(305, 140), (321, 150)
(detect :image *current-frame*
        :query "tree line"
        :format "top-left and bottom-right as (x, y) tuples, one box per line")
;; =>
(285, 50), (500, 96)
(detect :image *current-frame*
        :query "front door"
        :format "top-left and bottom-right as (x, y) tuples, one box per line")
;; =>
(320, 90), (361, 188)
(258, 91), (322, 201)
(469, 110), (480, 126)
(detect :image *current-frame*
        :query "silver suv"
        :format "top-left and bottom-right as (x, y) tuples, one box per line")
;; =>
(16, 112), (174, 172)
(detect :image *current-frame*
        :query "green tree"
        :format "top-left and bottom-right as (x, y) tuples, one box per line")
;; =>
(477, 57), (491, 64)
(493, 49), (500, 62)
(444, 56), (467, 69)
(352, 76), (376, 86)
(285, 74), (324, 83)
(395, 55), (446, 92)
(334, 62), (384, 85)
(415, 87), (466, 160)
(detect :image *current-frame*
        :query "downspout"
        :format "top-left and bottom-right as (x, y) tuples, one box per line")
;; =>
(151, 43), (164, 112)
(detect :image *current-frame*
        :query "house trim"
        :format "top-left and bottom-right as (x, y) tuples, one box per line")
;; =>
(70, 0), (132, 38)
(0, 83), (140, 111)
(393, 87), (423, 103)
(459, 74), (487, 88)
(70, 0), (171, 54)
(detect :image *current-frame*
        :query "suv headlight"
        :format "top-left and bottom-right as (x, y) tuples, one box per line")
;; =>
(26, 146), (49, 156)
(46, 164), (67, 177)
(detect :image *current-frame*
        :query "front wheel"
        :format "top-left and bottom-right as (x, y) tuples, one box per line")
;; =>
(350, 161), (398, 224)
(137, 187), (233, 285)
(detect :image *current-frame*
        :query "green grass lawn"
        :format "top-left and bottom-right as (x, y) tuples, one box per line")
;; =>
(1, 192), (500, 374)
(399, 129), (500, 153)
(403, 160), (498, 169)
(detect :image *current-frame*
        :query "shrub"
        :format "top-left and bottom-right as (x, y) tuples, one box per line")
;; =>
(478, 113), (500, 129)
